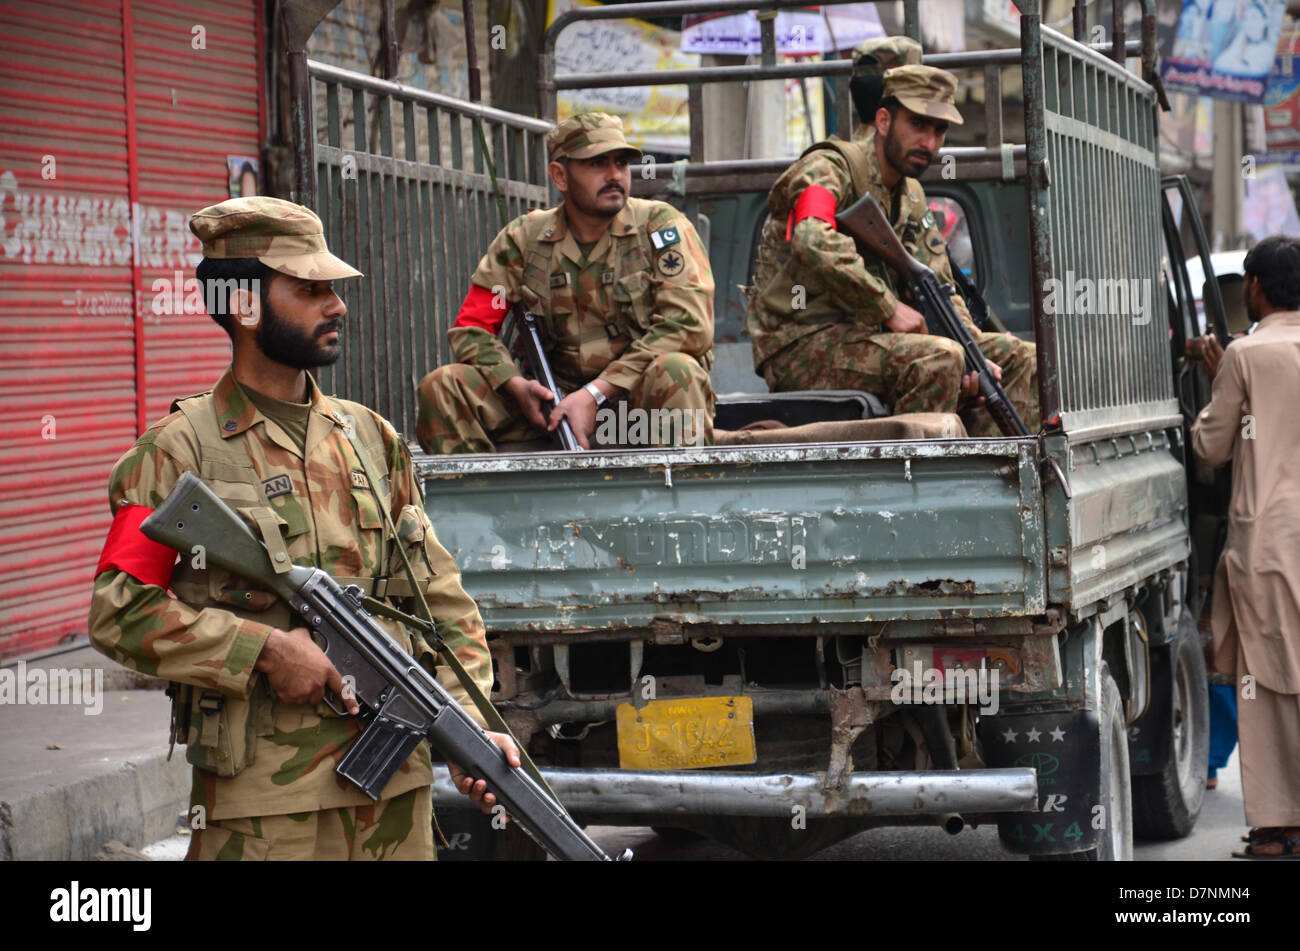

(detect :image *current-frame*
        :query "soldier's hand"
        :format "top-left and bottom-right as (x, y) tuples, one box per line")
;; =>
(255, 626), (360, 714)
(502, 376), (555, 430)
(549, 390), (598, 449)
(961, 360), (1002, 403)
(885, 302), (928, 335)
(448, 731), (522, 818)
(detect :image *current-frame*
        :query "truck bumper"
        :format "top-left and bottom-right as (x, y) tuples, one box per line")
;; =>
(430, 766), (1038, 818)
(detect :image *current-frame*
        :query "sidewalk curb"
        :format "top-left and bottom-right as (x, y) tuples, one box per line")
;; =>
(2, 750), (189, 861)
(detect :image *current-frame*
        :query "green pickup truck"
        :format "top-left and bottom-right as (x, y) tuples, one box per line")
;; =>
(305, 0), (1227, 860)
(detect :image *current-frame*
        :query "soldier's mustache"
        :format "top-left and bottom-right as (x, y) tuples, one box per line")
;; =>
(318, 320), (341, 336)
(600, 184), (625, 195)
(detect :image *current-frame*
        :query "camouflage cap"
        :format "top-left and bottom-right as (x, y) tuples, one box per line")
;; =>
(883, 65), (964, 125)
(189, 196), (363, 280)
(548, 112), (642, 162)
(852, 35), (923, 75)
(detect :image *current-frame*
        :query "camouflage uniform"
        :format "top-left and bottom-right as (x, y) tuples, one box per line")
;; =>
(747, 64), (1039, 436)
(88, 198), (492, 861)
(417, 113), (716, 453)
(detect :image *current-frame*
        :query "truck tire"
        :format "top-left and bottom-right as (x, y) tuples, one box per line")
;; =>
(1133, 611), (1209, 839)
(1033, 662), (1133, 861)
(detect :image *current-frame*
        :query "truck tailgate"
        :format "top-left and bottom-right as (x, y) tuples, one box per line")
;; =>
(417, 439), (1045, 631)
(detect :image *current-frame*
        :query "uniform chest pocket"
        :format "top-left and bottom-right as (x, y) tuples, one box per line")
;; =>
(350, 484), (385, 530)
(613, 271), (654, 332)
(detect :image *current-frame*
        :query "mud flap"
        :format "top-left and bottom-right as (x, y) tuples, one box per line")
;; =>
(979, 707), (1102, 855)
(1126, 642), (1173, 775)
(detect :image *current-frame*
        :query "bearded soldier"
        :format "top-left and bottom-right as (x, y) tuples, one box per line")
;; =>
(747, 39), (1039, 437)
(416, 112), (716, 452)
(88, 197), (516, 860)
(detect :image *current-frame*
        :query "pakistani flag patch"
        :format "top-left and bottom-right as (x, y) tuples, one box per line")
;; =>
(650, 226), (681, 250)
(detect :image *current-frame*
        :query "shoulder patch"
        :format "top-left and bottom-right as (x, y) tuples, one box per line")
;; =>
(656, 248), (686, 277)
(650, 226), (681, 250)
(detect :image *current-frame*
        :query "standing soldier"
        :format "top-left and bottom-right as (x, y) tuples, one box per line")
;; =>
(88, 197), (516, 860)
(747, 38), (1039, 436)
(416, 112), (716, 452)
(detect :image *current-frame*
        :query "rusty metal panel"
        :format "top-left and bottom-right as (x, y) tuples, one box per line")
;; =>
(418, 440), (1046, 633)
(0, 0), (263, 659)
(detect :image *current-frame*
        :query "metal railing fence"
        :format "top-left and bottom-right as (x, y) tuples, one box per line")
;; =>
(307, 60), (552, 436)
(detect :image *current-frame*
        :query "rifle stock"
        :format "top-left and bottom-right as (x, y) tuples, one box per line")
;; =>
(835, 193), (1030, 438)
(835, 193), (926, 284)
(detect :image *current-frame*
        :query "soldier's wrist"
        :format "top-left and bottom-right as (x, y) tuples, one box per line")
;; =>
(492, 367), (524, 392)
(253, 627), (287, 673)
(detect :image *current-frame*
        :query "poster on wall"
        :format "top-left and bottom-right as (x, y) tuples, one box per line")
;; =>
(227, 156), (260, 198)
(1262, 15), (1300, 151)
(1162, 0), (1288, 103)
(679, 5), (884, 54)
(547, 0), (699, 156)
(1242, 163), (1300, 237)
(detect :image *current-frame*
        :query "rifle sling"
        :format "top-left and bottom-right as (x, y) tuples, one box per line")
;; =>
(333, 401), (558, 801)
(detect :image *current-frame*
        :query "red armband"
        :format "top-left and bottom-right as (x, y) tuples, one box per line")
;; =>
(452, 284), (509, 334)
(786, 184), (839, 241)
(94, 504), (178, 588)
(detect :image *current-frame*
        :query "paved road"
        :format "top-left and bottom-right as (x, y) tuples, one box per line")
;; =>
(585, 748), (1248, 861)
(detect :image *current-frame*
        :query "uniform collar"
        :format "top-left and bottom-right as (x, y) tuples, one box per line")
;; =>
(544, 200), (639, 264)
(213, 367), (347, 441)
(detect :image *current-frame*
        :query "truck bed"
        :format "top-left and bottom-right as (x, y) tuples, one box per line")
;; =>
(416, 437), (1047, 632)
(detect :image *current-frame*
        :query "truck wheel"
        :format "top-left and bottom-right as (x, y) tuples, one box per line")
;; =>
(1033, 662), (1133, 861)
(1133, 611), (1209, 838)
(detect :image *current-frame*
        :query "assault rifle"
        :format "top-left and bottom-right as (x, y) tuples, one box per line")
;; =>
(835, 193), (1029, 438)
(509, 304), (581, 451)
(141, 472), (616, 861)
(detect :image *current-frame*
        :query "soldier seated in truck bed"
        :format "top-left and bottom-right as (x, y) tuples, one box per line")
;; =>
(745, 38), (1039, 438)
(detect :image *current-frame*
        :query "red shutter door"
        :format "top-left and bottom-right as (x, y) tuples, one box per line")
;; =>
(132, 0), (263, 423)
(0, 0), (137, 657)
(0, 0), (263, 659)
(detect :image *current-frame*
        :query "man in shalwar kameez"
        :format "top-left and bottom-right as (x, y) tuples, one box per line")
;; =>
(1192, 234), (1300, 859)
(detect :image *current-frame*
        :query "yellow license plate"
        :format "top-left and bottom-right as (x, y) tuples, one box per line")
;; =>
(615, 696), (756, 770)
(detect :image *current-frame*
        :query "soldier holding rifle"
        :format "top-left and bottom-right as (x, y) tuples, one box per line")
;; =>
(747, 38), (1039, 436)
